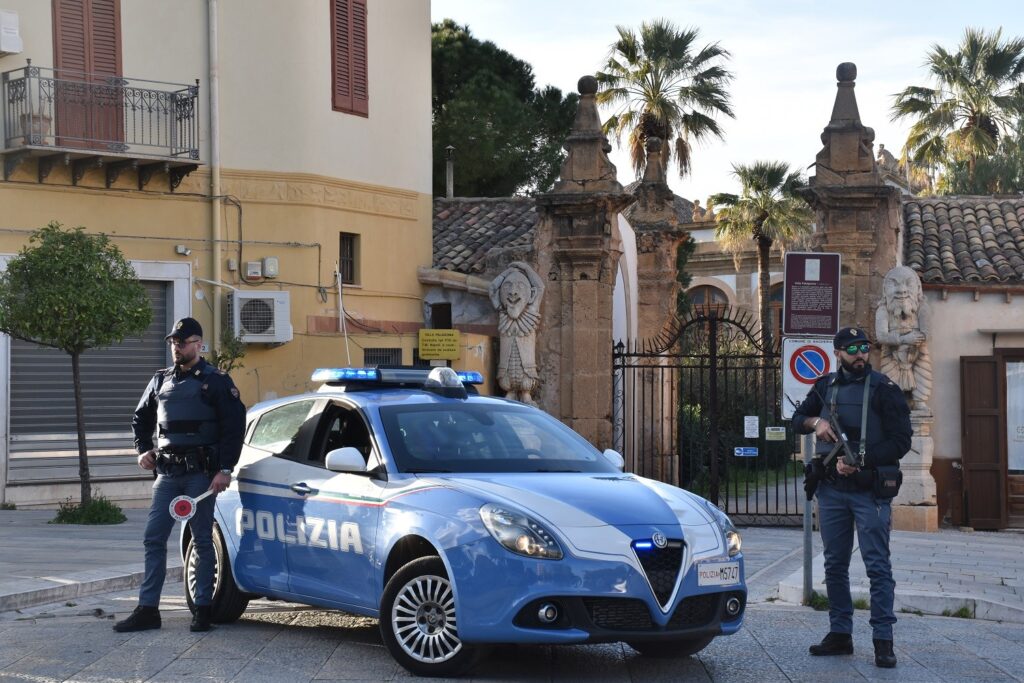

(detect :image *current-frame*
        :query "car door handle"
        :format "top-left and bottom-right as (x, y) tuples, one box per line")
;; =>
(290, 482), (317, 496)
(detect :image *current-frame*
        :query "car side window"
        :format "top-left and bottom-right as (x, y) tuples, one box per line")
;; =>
(248, 399), (319, 459)
(310, 403), (374, 467)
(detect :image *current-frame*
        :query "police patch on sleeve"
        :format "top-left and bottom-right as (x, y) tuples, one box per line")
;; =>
(230, 387), (239, 399)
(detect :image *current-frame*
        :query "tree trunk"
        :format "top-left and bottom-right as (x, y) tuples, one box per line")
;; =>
(71, 351), (91, 506)
(756, 234), (773, 351)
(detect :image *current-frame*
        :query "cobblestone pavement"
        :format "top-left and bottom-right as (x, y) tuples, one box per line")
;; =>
(1, 588), (1022, 682)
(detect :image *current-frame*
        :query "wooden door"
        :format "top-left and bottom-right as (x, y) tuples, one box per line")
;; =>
(52, 0), (122, 148)
(960, 356), (1007, 529)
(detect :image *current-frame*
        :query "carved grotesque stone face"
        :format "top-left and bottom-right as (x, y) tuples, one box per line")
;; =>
(500, 271), (531, 320)
(884, 266), (920, 304)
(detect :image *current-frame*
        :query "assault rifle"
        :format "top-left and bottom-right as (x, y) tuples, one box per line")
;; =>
(787, 380), (862, 469)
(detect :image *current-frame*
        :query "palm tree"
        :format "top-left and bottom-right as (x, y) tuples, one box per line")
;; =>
(596, 19), (734, 179)
(710, 162), (814, 349)
(891, 27), (1024, 179)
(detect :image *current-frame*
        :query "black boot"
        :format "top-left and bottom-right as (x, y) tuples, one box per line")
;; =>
(190, 605), (212, 632)
(113, 605), (161, 632)
(874, 639), (897, 668)
(809, 632), (853, 656)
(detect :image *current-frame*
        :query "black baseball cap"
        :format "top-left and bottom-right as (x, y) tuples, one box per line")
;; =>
(834, 326), (869, 349)
(165, 317), (203, 341)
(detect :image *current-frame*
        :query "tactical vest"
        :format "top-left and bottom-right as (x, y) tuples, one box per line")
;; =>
(815, 373), (885, 462)
(156, 366), (219, 449)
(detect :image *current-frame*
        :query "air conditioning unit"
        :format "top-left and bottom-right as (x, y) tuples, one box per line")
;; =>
(227, 290), (292, 344)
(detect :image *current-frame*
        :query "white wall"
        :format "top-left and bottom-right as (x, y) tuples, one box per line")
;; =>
(927, 290), (1024, 462)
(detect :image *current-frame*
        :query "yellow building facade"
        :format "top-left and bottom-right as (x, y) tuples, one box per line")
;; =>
(0, 1), (489, 507)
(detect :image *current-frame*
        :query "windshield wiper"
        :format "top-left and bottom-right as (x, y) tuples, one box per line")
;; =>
(404, 468), (453, 473)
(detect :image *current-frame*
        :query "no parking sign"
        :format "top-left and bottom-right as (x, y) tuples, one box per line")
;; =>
(782, 337), (833, 419)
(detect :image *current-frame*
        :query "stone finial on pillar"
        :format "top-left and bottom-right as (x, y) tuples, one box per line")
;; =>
(552, 76), (623, 194)
(814, 62), (878, 181)
(642, 137), (666, 184)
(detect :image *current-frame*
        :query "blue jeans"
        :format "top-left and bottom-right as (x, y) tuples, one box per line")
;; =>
(817, 481), (896, 640)
(139, 471), (216, 608)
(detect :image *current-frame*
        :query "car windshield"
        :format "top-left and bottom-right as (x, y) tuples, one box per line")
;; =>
(379, 402), (617, 474)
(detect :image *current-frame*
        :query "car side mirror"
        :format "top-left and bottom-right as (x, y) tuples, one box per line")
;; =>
(603, 448), (624, 471)
(325, 446), (368, 473)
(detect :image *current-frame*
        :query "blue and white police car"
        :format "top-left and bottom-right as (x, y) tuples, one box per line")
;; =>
(182, 367), (746, 677)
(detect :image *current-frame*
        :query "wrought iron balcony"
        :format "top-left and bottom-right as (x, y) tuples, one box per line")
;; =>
(1, 61), (201, 190)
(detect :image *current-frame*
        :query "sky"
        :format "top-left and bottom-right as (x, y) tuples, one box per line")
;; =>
(430, 0), (1024, 203)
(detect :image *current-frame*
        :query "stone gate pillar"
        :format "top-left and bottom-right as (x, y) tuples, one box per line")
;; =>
(534, 75), (635, 449)
(801, 62), (902, 330)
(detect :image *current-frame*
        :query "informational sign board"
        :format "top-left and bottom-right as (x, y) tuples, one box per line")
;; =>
(417, 329), (461, 361)
(783, 252), (841, 336)
(744, 416), (759, 438)
(782, 337), (834, 419)
(765, 427), (787, 441)
(734, 447), (758, 457)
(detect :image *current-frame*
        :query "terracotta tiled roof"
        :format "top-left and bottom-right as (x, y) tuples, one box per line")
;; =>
(903, 197), (1024, 285)
(432, 198), (538, 274)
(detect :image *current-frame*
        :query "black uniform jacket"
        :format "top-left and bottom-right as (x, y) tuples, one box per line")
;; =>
(792, 365), (913, 469)
(131, 357), (247, 470)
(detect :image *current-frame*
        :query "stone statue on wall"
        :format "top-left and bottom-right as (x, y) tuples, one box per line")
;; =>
(875, 265), (932, 407)
(490, 262), (545, 404)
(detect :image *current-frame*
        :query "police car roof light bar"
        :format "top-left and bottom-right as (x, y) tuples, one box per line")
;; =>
(311, 367), (381, 383)
(311, 367), (484, 386)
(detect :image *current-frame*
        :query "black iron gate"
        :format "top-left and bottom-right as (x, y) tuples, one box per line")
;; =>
(612, 306), (802, 525)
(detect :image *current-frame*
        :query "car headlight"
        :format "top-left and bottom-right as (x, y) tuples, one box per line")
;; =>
(479, 503), (563, 560)
(703, 500), (742, 557)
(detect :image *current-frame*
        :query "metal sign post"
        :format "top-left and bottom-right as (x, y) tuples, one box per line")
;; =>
(783, 252), (841, 606)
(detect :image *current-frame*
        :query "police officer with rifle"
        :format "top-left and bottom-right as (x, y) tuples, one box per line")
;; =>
(793, 327), (911, 669)
(115, 317), (246, 633)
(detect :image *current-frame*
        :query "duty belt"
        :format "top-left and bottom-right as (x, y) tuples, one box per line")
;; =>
(156, 446), (214, 473)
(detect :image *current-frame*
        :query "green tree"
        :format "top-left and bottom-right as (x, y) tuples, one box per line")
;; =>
(891, 27), (1024, 180)
(596, 19), (734, 179)
(0, 223), (151, 505)
(710, 162), (814, 348)
(938, 122), (1024, 193)
(432, 19), (578, 197)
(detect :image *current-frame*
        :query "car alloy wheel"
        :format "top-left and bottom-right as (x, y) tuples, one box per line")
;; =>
(380, 556), (486, 676)
(392, 573), (460, 663)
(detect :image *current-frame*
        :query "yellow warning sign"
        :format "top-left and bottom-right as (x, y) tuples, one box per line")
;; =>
(418, 329), (461, 360)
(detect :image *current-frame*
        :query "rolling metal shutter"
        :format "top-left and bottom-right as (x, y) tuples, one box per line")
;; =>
(8, 281), (168, 484)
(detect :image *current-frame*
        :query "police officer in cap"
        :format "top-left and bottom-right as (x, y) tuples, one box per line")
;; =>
(115, 317), (245, 633)
(793, 327), (911, 668)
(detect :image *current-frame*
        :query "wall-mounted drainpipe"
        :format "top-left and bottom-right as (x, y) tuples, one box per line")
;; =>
(208, 0), (223, 352)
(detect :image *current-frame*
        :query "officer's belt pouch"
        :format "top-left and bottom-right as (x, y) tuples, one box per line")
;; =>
(873, 465), (903, 499)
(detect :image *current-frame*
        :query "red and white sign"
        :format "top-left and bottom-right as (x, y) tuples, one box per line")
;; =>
(782, 337), (834, 419)
(168, 489), (214, 521)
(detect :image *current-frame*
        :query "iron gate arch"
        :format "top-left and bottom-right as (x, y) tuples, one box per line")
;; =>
(612, 305), (802, 525)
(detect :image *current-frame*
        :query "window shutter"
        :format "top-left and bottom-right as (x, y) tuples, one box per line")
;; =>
(88, 0), (122, 77)
(53, 0), (88, 76)
(331, 0), (353, 112)
(331, 0), (368, 116)
(350, 0), (368, 115)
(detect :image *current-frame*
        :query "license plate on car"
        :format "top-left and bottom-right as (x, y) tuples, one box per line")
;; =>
(697, 561), (740, 586)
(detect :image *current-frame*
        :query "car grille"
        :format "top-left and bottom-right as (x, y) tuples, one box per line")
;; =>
(583, 598), (653, 631)
(634, 540), (683, 607)
(667, 593), (721, 629)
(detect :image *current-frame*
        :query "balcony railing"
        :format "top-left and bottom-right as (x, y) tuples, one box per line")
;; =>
(1, 61), (201, 189)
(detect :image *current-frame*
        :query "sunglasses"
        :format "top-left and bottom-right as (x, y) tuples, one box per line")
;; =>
(168, 337), (201, 348)
(843, 343), (871, 354)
